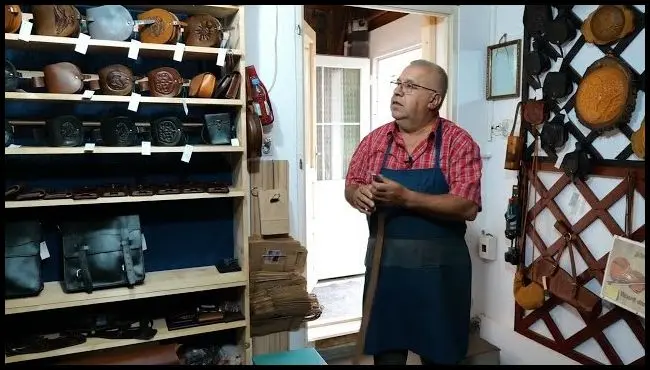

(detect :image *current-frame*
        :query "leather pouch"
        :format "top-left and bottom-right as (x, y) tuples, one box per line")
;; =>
(523, 5), (553, 37)
(98, 64), (134, 96)
(5, 5), (22, 33)
(86, 5), (137, 42)
(32, 5), (81, 37)
(100, 116), (138, 147)
(523, 38), (551, 89)
(16, 189), (47, 201)
(540, 114), (568, 160)
(188, 72), (217, 98)
(5, 59), (22, 92)
(522, 100), (548, 126)
(185, 14), (222, 47)
(151, 116), (185, 146)
(60, 215), (145, 294)
(137, 8), (186, 44)
(203, 113), (231, 145)
(138, 67), (185, 97)
(561, 143), (592, 183)
(544, 13), (577, 49)
(5, 221), (44, 299)
(45, 115), (84, 147)
(504, 101), (525, 171)
(543, 71), (573, 100)
(32, 62), (100, 94)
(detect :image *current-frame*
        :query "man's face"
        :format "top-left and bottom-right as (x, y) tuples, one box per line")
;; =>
(390, 65), (440, 121)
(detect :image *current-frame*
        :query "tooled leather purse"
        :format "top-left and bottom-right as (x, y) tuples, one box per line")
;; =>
(188, 72), (217, 98)
(98, 64), (134, 96)
(214, 71), (241, 99)
(5, 59), (22, 92)
(137, 67), (186, 98)
(5, 5), (22, 33)
(32, 62), (100, 94)
(32, 5), (81, 37)
(185, 14), (222, 47)
(5, 221), (45, 299)
(100, 115), (138, 147)
(45, 115), (84, 147)
(151, 116), (186, 146)
(137, 8), (186, 44)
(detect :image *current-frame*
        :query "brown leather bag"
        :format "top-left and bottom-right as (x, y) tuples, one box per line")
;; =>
(522, 100), (548, 126)
(4, 5), (22, 33)
(137, 8), (186, 44)
(98, 64), (134, 96)
(32, 5), (81, 37)
(247, 105), (263, 158)
(185, 14), (222, 47)
(32, 62), (100, 94)
(513, 268), (545, 310)
(505, 101), (525, 171)
(188, 72), (217, 98)
(138, 67), (185, 97)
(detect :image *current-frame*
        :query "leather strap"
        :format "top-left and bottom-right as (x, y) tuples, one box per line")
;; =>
(5, 332), (86, 356)
(88, 319), (157, 340)
(77, 244), (94, 294)
(121, 218), (137, 287)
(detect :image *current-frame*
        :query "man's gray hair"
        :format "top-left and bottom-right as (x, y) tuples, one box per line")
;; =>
(409, 59), (448, 99)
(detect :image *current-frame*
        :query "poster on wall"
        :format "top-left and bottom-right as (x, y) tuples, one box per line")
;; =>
(600, 235), (646, 318)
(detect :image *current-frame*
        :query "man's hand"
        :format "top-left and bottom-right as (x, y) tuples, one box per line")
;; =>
(371, 175), (411, 207)
(351, 184), (376, 215)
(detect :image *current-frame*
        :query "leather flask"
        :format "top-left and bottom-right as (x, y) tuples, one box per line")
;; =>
(151, 117), (185, 146)
(86, 5), (136, 42)
(45, 115), (84, 147)
(32, 5), (81, 37)
(188, 72), (217, 98)
(98, 64), (134, 96)
(4, 5), (22, 33)
(185, 14), (222, 47)
(32, 62), (98, 94)
(137, 8), (185, 44)
(139, 67), (184, 97)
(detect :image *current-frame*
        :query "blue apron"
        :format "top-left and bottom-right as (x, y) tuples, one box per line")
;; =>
(363, 122), (472, 364)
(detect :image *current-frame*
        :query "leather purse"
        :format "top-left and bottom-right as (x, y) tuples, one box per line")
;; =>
(45, 115), (84, 147)
(575, 55), (637, 133)
(5, 59), (22, 92)
(522, 100), (549, 126)
(203, 113), (232, 145)
(561, 143), (592, 183)
(544, 12), (577, 50)
(5, 5), (22, 33)
(138, 67), (185, 98)
(32, 62), (100, 94)
(246, 105), (263, 158)
(188, 72), (217, 98)
(86, 5), (140, 42)
(137, 8), (186, 44)
(630, 118), (645, 159)
(543, 71), (573, 100)
(60, 215), (145, 294)
(32, 5), (81, 37)
(504, 101), (524, 171)
(523, 5), (552, 38)
(100, 115), (138, 147)
(539, 113), (568, 160)
(185, 14), (222, 47)
(151, 116), (185, 146)
(513, 268), (544, 310)
(5, 221), (44, 299)
(582, 5), (635, 46)
(98, 64), (134, 96)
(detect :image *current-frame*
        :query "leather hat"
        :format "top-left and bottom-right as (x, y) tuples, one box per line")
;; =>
(582, 5), (636, 45)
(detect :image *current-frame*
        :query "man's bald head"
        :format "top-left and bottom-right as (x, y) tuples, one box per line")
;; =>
(408, 59), (448, 102)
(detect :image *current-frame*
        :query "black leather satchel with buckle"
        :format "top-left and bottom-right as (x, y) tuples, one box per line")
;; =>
(203, 113), (232, 145)
(5, 221), (45, 299)
(151, 116), (185, 146)
(45, 115), (84, 147)
(100, 115), (138, 147)
(540, 113), (569, 160)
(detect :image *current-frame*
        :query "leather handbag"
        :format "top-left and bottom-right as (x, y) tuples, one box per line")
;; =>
(202, 113), (231, 145)
(188, 72), (217, 98)
(5, 59), (22, 92)
(582, 5), (635, 45)
(246, 105), (263, 158)
(5, 5), (22, 33)
(522, 100), (549, 126)
(32, 62), (100, 94)
(630, 118), (645, 159)
(539, 113), (568, 160)
(100, 115), (138, 147)
(60, 215), (145, 294)
(138, 67), (185, 98)
(504, 101), (524, 171)
(185, 14), (222, 47)
(98, 64), (134, 96)
(5, 221), (44, 299)
(561, 143), (592, 183)
(137, 8), (186, 44)
(45, 115), (84, 147)
(151, 116), (185, 146)
(86, 5), (139, 42)
(32, 5), (81, 37)
(543, 71), (573, 100)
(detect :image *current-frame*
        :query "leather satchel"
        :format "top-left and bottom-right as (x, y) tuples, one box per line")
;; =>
(137, 8), (186, 45)
(60, 215), (145, 294)
(203, 113), (231, 145)
(5, 59), (22, 92)
(185, 14), (222, 47)
(45, 115), (84, 147)
(504, 101), (524, 171)
(98, 64), (134, 96)
(5, 221), (44, 299)
(32, 5), (81, 37)
(86, 5), (141, 42)
(32, 62), (100, 94)
(138, 67), (185, 97)
(5, 5), (22, 33)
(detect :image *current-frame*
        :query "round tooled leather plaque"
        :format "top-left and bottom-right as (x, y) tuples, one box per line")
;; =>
(100, 116), (137, 147)
(46, 115), (83, 147)
(185, 14), (222, 47)
(151, 117), (183, 146)
(98, 64), (133, 96)
(148, 68), (182, 97)
(582, 5), (635, 45)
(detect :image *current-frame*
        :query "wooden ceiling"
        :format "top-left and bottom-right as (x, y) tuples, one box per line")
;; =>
(304, 5), (408, 55)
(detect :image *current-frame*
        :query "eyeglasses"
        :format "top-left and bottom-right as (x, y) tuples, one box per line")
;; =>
(390, 80), (438, 95)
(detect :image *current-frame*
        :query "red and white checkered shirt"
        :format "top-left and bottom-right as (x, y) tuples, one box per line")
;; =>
(345, 118), (483, 209)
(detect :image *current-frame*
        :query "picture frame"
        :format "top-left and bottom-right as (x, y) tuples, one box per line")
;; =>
(486, 39), (521, 101)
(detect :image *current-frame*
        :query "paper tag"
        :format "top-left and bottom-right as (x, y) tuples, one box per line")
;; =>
(84, 143), (95, 152)
(18, 20), (33, 42)
(173, 42), (185, 62)
(8, 144), (21, 148)
(182, 98), (189, 115)
(230, 138), (240, 146)
(128, 92), (141, 112)
(181, 144), (193, 163)
(40, 241), (50, 260)
(81, 90), (95, 99)
(568, 190), (580, 208)
(75, 33), (91, 54)
(554, 150), (567, 169)
(141, 141), (151, 156)
(141, 234), (148, 251)
(128, 40), (141, 60)
(216, 51), (226, 67)
(602, 285), (620, 300)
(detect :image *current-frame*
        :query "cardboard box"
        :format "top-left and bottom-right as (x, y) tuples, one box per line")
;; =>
(249, 237), (307, 273)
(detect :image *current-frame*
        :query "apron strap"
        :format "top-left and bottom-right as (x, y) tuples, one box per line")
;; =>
(380, 136), (394, 170)
(432, 118), (444, 169)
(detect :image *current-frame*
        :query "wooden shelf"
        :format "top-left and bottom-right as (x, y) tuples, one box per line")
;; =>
(5, 33), (242, 61)
(4, 92), (244, 106)
(5, 145), (244, 155)
(5, 190), (245, 209)
(5, 266), (247, 315)
(4, 318), (247, 363)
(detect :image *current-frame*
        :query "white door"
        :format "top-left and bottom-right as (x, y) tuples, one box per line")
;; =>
(312, 55), (371, 281)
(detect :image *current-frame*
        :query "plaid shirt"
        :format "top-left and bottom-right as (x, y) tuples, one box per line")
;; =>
(345, 118), (483, 209)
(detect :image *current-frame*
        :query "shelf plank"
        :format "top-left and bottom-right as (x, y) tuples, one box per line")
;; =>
(4, 92), (244, 106)
(5, 266), (247, 315)
(5, 190), (245, 209)
(5, 145), (244, 155)
(4, 318), (247, 363)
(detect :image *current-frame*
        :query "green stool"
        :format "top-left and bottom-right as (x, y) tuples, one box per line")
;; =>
(253, 348), (327, 365)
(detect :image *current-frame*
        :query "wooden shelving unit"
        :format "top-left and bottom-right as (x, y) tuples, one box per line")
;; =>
(4, 4), (251, 364)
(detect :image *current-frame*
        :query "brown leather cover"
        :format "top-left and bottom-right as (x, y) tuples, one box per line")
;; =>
(246, 105), (263, 158)
(32, 5), (81, 37)
(185, 14), (222, 47)
(631, 118), (645, 159)
(33, 62), (91, 94)
(138, 8), (185, 44)
(98, 64), (134, 96)
(575, 56), (637, 132)
(188, 72), (217, 98)
(4, 5), (22, 33)
(522, 100), (548, 126)
(59, 343), (180, 365)
(225, 71), (241, 99)
(139, 67), (184, 97)
(582, 5), (635, 45)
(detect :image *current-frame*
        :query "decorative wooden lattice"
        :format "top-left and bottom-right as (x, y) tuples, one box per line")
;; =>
(516, 5), (646, 365)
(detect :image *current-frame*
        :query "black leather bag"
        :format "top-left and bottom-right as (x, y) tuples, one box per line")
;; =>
(5, 221), (44, 299)
(543, 71), (574, 100)
(61, 215), (145, 294)
(203, 113), (232, 145)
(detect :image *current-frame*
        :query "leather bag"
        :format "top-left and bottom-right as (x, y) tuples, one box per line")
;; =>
(202, 113), (231, 145)
(630, 118), (645, 159)
(185, 14), (222, 47)
(561, 143), (592, 183)
(544, 12), (578, 50)
(98, 64), (134, 96)
(582, 5), (636, 45)
(504, 101), (525, 171)
(522, 100), (549, 126)
(188, 72), (217, 98)
(523, 5), (552, 37)
(32, 5), (81, 37)
(5, 119), (13, 147)
(513, 268), (544, 310)
(575, 56), (637, 133)
(214, 72), (241, 99)
(86, 5), (136, 42)
(138, 67), (185, 98)
(246, 105), (263, 158)
(5, 5), (22, 33)
(5, 221), (44, 299)
(60, 215), (145, 294)
(137, 8), (186, 44)
(45, 115), (84, 147)
(5, 59), (22, 92)
(151, 116), (185, 146)
(100, 115), (138, 147)
(32, 62), (100, 94)
(539, 113), (568, 160)
(543, 71), (573, 100)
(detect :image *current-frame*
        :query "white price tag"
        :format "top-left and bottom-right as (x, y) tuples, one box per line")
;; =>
(173, 42), (185, 62)
(18, 20), (33, 42)
(141, 141), (151, 156)
(75, 33), (91, 54)
(81, 90), (95, 99)
(230, 138), (240, 146)
(216, 51), (226, 67)
(182, 98), (189, 115)
(181, 144), (193, 163)
(8, 144), (21, 148)
(128, 39), (141, 60)
(40, 241), (50, 260)
(554, 150), (567, 169)
(84, 143), (95, 152)
(128, 92), (141, 112)
(141, 234), (148, 251)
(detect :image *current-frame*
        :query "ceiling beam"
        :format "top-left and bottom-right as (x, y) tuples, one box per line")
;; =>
(368, 11), (408, 31)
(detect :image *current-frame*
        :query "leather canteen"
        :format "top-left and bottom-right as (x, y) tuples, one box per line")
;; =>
(630, 118), (645, 159)
(151, 116), (185, 146)
(98, 64), (134, 96)
(100, 116), (138, 147)
(5, 59), (22, 92)
(575, 56), (637, 132)
(32, 62), (100, 94)
(246, 105), (263, 158)
(138, 67), (184, 97)
(46, 115), (84, 147)
(582, 5), (635, 46)
(32, 5), (81, 37)
(86, 5), (136, 42)
(188, 72), (217, 98)
(5, 221), (44, 299)
(185, 14), (222, 47)
(137, 8), (186, 44)
(5, 5), (22, 33)
(540, 114), (568, 160)
(522, 100), (548, 126)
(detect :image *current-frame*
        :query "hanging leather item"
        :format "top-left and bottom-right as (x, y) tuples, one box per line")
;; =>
(504, 101), (524, 171)
(540, 113), (568, 160)
(544, 12), (578, 51)
(575, 55), (637, 133)
(522, 99), (549, 126)
(32, 62), (100, 94)
(151, 117), (185, 146)
(45, 115), (84, 147)
(5, 59), (22, 92)
(582, 5), (636, 45)
(523, 5), (552, 38)
(184, 14), (222, 47)
(514, 268), (545, 310)
(137, 67), (185, 98)
(32, 5), (81, 37)
(100, 116), (138, 147)
(5, 119), (13, 147)
(98, 64), (134, 96)
(543, 70), (573, 101)
(137, 8), (186, 44)
(188, 72), (217, 98)
(4, 5), (22, 33)
(246, 105), (263, 158)
(630, 118), (645, 159)
(523, 38), (551, 90)
(560, 143), (592, 183)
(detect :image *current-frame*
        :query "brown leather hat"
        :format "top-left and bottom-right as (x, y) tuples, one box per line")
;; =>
(581, 5), (635, 45)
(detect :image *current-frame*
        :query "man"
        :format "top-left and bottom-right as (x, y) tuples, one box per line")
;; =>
(344, 60), (482, 365)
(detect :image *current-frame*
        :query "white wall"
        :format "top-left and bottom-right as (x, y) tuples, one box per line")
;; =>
(369, 14), (423, 62)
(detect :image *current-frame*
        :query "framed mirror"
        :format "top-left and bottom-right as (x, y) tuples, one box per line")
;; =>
(486, 39), (521, 101)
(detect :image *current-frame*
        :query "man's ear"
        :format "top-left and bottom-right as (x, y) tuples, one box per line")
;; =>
(427, 94), (441, 110)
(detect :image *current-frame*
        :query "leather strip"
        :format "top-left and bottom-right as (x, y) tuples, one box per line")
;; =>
(121, 219), (136, 287)
(77, 245), (94, 293)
